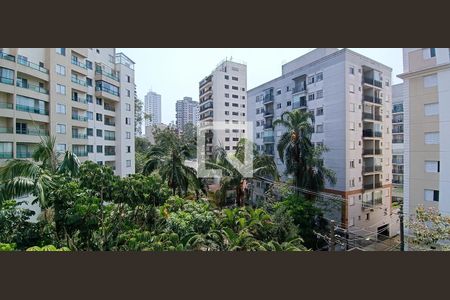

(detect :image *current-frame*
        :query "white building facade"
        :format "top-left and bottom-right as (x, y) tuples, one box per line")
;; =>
(175, 96), (199, 130)
(144, 90), (161, 127)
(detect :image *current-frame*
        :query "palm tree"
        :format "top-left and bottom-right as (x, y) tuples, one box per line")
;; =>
(207, 139), (278, 207)
(0, 136), (80, 208)
(273, 110), (335, 194)
(143, 128), (203, 197)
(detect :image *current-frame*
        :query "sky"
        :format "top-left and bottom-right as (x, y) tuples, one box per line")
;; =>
(117, 48), (403, 125)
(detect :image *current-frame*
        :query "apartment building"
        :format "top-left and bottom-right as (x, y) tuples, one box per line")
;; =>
(175, 96), (199, 131)
(0, 48), (135, 177)
(392, 83), (404, 208)
(398, 48), (450, 218)
(248, 48), (397, 237)
(199, 59), (247, 159)
(144, 90), (161, 127)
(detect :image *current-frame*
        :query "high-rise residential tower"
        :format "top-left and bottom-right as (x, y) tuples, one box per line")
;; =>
(199, 59), (247, 159)
(398, 48), (450, 218)
(0, 48), (136, 176)
(248, 48), (398, 238)
(144, 90), (161, 127)
(175, 96), (199, 130)
(392, 83), (404, 209)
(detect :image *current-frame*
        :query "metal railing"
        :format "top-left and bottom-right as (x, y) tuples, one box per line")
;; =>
(292, 85), (306, 94)
(72, 96), (88, 104)
(104, 103), (116, 111)
(95, 68), (120, 82)
(0, 102), (13, 109)
(0, 127), (13, 134)
(17, 57), (49, 74)
(16, 104), (48, 115)
(363, 113), (382, 121)
(71, 76), (87, 86)
(104, 120), (116, 126)
(363, 182), (383, 190)
(363, 77), (382, 88)
(363, 165), (383, 173)
(71, 58), (87, 69)
(363, 130), (382, 138)
(16, 80), (48, 94)
(72, 114), (88, 122)
(363, 149), (382, 155)
(263, 94), (274, 104)
(96, 86), (119, 97)
(72, 133), (88, 139)
(363, 95), (382, 104)
(16, 128), (49, 136)
(263, 136), (275, 143)
(0, 52), (15, 62)
(73, 150), (88, 157)
(0, 76), (14, 85)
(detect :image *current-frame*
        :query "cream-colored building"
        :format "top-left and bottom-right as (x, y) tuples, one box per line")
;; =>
(0, 48), (135, 176)
(399, 48), (450, 217)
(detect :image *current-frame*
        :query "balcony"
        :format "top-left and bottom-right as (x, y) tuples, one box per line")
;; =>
(0, 52), (15, 62)
(0, 102), (13, 109)
(264, 149), (274, 156)
(199, 75), (212, 88)
(73, 150), (88, 157)
(16, 151), (33, 158)
(264, 109), (274, 117)
(0, 152), (13, 159)
(105, 150), (116, 156)
(363, 197), (383, 209)
(200, 102), (213, 112)
(104, 135), (116, 141)
(16, 81), (48, 94)
(72, 133), (88, 139)
(71, 76), (87, 87)
(16, 128), (49, 136)
(293, 99), (307, 109)
(363, 165), (383, 174)
(17, 57), (49, 74)
(263, 95), (274, 104)
(392, 116), (404, 124)
(393, 167), (404, 175)
(72, 114), (88, 122)
(263, 136), (275, 143)
(72, 95), (88, 104)
(363, 77), (382, 88)
(393, 179), (404, 185)
(264, 123), (273, 130)
(363, 95), (382, 105)
(363, 129), (382, 138)
(200, 111), (213, 120)
(363, 113), (382, 122)
(16, 104), (48, 115)
(363, 148), (382, 156)
(95, 85), (120, 98)
(363, 182), (383, 190)
(104, 103), (116, 112)
(71, 58), (87, 70)
(0, 76), (14, 85)
(292, 85), (307, 94)
(0, 127), (13, 134)
(95, 67), (120, 82)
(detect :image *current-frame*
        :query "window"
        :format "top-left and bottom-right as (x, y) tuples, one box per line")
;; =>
(316, 107), (323, 116)
(232, 76), (238, 81)
(424, 189), (439, 202)
(87, 95), (93, 103)
(366, 213), (370, 221)
(96, 113), (103, 121)
(86, 60), (92, 70)
(425, 132), (440, 145)
(97, 145), (103, 153)
(56, 48), (66, 56)
(316, 124), (323, 133)
(225, 75), (229, 80)
(430, 48), (436, 57)
(87, 128), (93, 136)
(87, 145), (94, 153)
(96, 129), (103, 137)
(56, 124), (66, 134)
(225, 85), (229, 89)
(126, 160), (131, 167)
(126, 132), (131, 139)
(349, 122), (355, 131)
(307, 76), (315, 84)
(125, 117), (131, 125)
(424, 48), (436, 59)
(96, 49), (100, 54)
(127, 146), (131, 153)
(233, 137), (239, 142)
(56, 64), (66, 76)
(424, 74), (437, 88)
(232, 86), (238, 90)
(316, 72), (323, 81)
(276, 89), (281, 95)
(348, 217), (355, 227)
(349, 103), (355, 112)
(316, 90), (323, 99)
(96, 98), (103, 105)
(225, 137), (230, 142)
(277, 103), (282, 109)
(56, 84), (66, 95)
(287, 101), (291, 106)
(349, 84), (355, 93)
(87, 111), (93, 120)
(256, 133), (260, 139)
(56, 144), (66, 153)
(232, 94), (239, 99)
(86, 78), (92, 87)
(308, 93), (315, 101)
(127, 75), (131, 83)
(232, 103), (239, 107)
(424, 103), (439, 116)
(425, 161), (440, 173)
(225, 93), (229, 98)
(126, 103), (131, 111)
(225, 146), (230, 150)
(56, 103), (66, 114)
(349, 179), (355, 187)
(225, 102), (230, 107)
(127, 89), (131, 97)
(349, 67), (354, 75)
(225, 111), (230, 115)
(350, 160), (355, 168)
(109, 55), (114, 63)
(242, 88), (245, 91)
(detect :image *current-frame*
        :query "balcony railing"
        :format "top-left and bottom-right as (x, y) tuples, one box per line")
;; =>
(264, 110), (274, 116)
(292, 85), (306, 94)
(293, 100), (307, 109)
(392, 158), (404, 164)
(0, 76), (14, 85)
(363, 197), (383, 208)
(263, 94), (274, 104)
(363, 165), (383, 173)
(264, 150), (275, 156)
(104, 136), (116, 141)
(105, 151), (116, 156)
(363, 149), (382, 155)
(363, 182), (383, 190)
(363, 130), (382, 138)
(72, 114), (88, 122)
(16, 104), (48, 115)
(16, 128), (49, 136)
(263, 136), (275, 143)
(0, 52), (15, 62)
(0, 127), (13, 134)
(393, 179), (404, 185)
(71, 76), (87, 86)
(95, 68), (120, 82)
(363, 113), (382, 121)
(393, 168), (404, 174)
(72, 133), (88, 139)
(0, 152), (13, 159)
(96, 86), (119, 97)
(17, 57), (49, 74)
(363, 95), (382, 105)
(0, 102), (13, 109)
(200, 103), (213, 112)
(363, 77), (382, 88)
(16, 151), (33, 158)
(71, 58), (87, 69)
(264, 123), (273, 129)
(392, 117), (404, 124)
(104, 103), (116, 112)
(16, 81), (48, 94)
(72, 95), (88, 104)
(104, 120), (116, 126)
(73, 150), (88, 157)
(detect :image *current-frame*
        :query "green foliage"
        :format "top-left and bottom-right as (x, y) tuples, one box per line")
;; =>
(0, 243), (16, 251)
(409, 206), (450, 250)
(26, 245), (70, 251)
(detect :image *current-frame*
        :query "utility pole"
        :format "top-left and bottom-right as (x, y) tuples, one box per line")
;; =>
(400, 203), (405, 251)
(329, 220), (335, 252)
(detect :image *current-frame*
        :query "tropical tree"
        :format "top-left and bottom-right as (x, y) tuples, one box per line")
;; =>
(408, 206), (450, 250)
(273, 109), (335, 194)
(143, 128), (202, 196)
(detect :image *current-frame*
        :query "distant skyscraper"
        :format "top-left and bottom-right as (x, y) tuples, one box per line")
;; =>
(176, 96), (199, 130)
(144, 90), (161, 127)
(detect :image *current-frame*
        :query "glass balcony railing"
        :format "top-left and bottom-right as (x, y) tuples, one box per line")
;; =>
(16, 81), (48, 94)
(72, 133), (88, 139)
(95, 67), (120, 82)
(16, 151), (33, 158)
(363, 113), (382, 121)
(264, 110), (274, 117)
(363, 182), (383, 190)
(363, 95), (382, 104)
(263, 136), (275, 143)
(363, 130), (382, 138)
(263, 94), (274, 104)
(72, 95), (88, 104)
(363, 149), (382, 155)
(293, 100), (307, 109)
(105, 151), (116, 156)
(71, 76), (87, 86)
(0, 127), (13, 134)
(0, 52), (15, 62)
(104, 120), (116, 126)
(72, 114), (88, 122)
(104, 104), (116, 112)
(16, 128), (49, 136)
(16, 104), (49, 115)
(104, 136), (116, 141)
(71, 58), (87, 69)
(73, 150), (88, 157)
(96, 86), (119, 97)
(0, 102), (13, 109)
(363, 165), (383, 173)
(0, 152), (13, 159)
(292, 85), (306, 94)
(17, 57), (49, 74)
(200, 103), (213, 112)
(363, 77), (382, 88)
(0, 76), (14, 85)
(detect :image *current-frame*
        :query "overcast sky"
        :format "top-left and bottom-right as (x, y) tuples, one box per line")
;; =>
(117, 48), (403, 124)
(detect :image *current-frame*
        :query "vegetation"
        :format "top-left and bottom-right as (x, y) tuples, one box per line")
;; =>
(408, 206), (450, 250)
